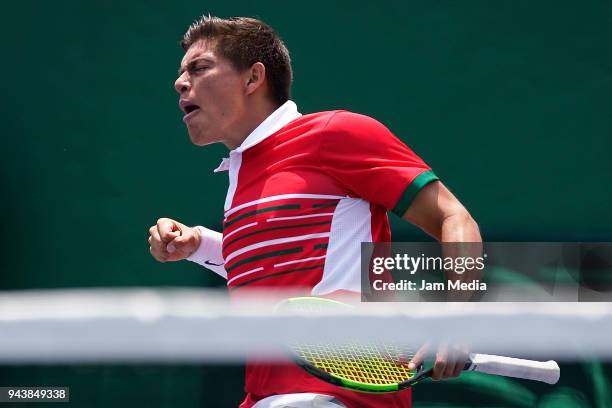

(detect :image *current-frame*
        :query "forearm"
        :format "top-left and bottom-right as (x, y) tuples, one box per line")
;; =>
(400, 181), (482, 297)
(440, 212), (482, 299)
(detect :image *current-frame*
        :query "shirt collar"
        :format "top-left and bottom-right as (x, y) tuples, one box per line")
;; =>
(214, 100), (301, 173)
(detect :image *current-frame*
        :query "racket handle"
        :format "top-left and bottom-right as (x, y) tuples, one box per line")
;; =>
(466, 353), (560, 384)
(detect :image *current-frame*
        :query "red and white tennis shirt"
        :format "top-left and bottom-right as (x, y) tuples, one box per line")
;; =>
(187, 101), (438, 407)
(189, 100), (438, 294)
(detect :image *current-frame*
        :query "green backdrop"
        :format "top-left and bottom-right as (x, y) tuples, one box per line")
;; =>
(1, 0), (611, 406)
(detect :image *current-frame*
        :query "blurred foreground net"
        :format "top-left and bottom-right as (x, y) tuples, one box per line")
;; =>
(0, 288), (611, 364)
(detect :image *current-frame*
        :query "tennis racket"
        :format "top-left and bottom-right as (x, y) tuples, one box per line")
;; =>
(276, 297), (560, 393)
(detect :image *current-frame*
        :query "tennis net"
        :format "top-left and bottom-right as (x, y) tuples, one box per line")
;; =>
(0, 288), (611, 364)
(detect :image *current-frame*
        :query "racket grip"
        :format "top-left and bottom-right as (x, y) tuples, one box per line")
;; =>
(466, 353), (560, 384)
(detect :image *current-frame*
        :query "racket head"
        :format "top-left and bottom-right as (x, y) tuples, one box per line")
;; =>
(276, 297), (425, 393)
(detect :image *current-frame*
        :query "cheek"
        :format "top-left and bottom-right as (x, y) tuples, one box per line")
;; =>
(192, 74), (244, 121)
(212, 75), (244, 103)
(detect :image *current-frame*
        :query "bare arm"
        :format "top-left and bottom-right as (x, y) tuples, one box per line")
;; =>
(401, 181), (480, 243)
(403, 180), (482, 297)
(402, 180), (481, 380)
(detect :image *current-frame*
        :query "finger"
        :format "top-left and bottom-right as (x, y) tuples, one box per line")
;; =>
(148, 226), (171, 262)
(432, 345), (449, 380)
(149, 245), (169, 262)
(157, 218), (181, 243)
(432, 361), (446, 380)
(167, 234), (186, 254)
(451, 360), (465, 378)
(408, 343), (430, 370)
(148, 226), (166, 251)
(167, 233), (197, 255)
(450, 349), (469, 378)
(440, 346), (468, 379)
(442, 359), (460, 379)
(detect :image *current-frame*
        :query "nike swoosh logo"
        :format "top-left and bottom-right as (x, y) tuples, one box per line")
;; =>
(204, 260), (224, 266)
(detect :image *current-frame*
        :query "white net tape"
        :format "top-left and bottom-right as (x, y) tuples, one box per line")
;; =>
(1, 288), (611, 363)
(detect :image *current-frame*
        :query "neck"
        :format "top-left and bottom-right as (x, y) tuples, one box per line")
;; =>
(223, 98), (279, 150)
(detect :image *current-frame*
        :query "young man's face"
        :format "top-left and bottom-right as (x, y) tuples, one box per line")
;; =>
(175, 40), (248, 147)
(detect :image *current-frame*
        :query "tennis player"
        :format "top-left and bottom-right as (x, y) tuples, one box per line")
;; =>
(148, 16), (481, 408)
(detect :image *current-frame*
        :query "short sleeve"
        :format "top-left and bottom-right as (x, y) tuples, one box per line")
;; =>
(319, 111), (439, 217)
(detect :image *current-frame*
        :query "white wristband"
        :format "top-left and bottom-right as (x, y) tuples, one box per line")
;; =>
(186, 226), (227, 279)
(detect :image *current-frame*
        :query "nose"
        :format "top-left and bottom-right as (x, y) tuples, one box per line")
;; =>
(174, 73), (190, 94)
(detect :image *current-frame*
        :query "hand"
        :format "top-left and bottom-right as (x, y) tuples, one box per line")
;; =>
(148, 218), (201, 262)
(408, 342), (469, 380)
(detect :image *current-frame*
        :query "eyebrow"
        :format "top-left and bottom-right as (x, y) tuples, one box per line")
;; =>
(178, 57), (214, 75)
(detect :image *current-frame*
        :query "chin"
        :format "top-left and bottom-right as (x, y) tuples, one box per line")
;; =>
(188, 129), (217, 146)
(189, 135), (209, 146)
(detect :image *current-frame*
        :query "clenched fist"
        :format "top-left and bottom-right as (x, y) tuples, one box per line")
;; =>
(148, 218), (201, 262)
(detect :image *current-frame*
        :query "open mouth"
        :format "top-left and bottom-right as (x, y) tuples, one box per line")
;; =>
(184, 104), (200, 114)
(181, 103), (201, 122)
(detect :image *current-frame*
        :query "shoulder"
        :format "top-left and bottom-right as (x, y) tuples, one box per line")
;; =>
(296, 110), (389, 138)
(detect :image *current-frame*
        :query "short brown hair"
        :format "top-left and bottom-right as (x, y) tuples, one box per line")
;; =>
(181, 16), (292, 106)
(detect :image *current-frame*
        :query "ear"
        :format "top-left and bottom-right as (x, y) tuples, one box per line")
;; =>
(245, 62), (266, 95)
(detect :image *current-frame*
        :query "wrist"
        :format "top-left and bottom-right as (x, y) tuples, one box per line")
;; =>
(190, 226), (202, 257)
(186, 226), (222, 262)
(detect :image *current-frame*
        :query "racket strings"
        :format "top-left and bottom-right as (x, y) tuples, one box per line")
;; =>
(282, 297), (417, 386)
(293, 341), (416, 385)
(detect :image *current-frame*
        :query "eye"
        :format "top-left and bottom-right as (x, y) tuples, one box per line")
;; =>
(192, 66), (208, 73)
